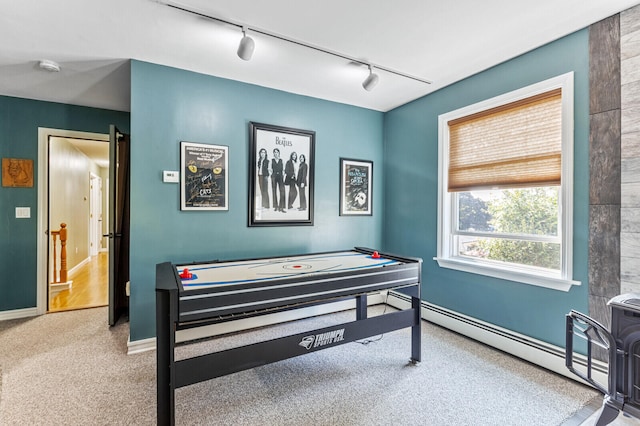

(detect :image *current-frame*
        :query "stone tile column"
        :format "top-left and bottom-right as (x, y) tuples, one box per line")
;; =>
(589, 15), (621, 330)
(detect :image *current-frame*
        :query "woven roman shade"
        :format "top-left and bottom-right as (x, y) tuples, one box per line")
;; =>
(448, 88), (562, 192)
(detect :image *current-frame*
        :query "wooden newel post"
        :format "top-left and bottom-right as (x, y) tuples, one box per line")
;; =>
(51, 223), (68, 284)
(59, 223), (67, 283)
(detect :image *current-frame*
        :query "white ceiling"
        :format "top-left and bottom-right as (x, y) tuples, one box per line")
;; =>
(1, 0), (639, 113)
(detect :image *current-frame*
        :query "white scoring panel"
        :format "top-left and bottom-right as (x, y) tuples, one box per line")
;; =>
(177, 251), (400, 291)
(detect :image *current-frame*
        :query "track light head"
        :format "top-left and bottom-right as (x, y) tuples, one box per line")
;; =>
(362, 65), (379, 91)
(237, 27), (255, 61)
(38, 59), (60, 73)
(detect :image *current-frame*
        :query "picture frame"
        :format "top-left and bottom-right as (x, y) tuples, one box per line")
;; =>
(2, 158), (34, 187)
(180, 141), (229, 211)
(248, 122), (315, 226)
(339, 158), (373, 216)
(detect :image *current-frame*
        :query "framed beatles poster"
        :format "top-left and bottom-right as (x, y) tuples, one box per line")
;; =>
(339, 158), (373, 216)
(248, 122), (315, 226)
(180, 141), (229, 211)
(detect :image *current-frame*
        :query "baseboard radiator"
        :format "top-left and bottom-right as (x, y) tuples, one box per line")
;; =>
(386, 292), (608, 386)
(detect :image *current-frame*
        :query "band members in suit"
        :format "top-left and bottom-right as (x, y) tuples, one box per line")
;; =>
(285, 152), (298, 210)
(257, 148), (270, 209)
(271, 148), (286, 212)
(297, 154), (308, 210)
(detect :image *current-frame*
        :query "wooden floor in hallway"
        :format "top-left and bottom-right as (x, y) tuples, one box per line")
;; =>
(49, 252), (108, 312)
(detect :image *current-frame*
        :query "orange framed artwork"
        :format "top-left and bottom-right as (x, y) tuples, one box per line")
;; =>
(2, 158), (34, 187)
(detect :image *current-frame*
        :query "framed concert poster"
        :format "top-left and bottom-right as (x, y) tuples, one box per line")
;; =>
(339, 158), (373, 216)
(180, 141), (229, 211)
(248, 122), (315, 226)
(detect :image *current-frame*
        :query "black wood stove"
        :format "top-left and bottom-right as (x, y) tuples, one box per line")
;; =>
(566, 293), (640, 425)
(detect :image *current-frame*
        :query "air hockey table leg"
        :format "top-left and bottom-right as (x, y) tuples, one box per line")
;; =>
(156, 288), (176, 426)
(411, 295), (421, 364)
(356, 294), (367, 320)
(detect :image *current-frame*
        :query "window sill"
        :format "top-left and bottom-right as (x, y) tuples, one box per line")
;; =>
(434, 257), (581, 292)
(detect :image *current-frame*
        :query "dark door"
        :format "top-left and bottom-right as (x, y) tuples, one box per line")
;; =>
(108, 125), (130, 326)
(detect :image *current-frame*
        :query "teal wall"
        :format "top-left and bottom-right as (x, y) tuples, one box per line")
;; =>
(383, 30), (590, 347)
(129, 61), (385, 340)
(0, 29), (593, 350)
(0, 96), (129, 310)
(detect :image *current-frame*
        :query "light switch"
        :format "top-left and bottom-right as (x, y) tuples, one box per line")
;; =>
(163, 170), (179, 183)
(16, 207), (30, 218)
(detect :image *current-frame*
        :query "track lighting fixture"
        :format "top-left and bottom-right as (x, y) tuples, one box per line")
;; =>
(362, 65), (379, 91)
(237, 26), (255, 61)
(159, 0), (432, 88)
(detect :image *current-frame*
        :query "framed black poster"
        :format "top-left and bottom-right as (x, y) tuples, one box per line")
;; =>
(340, 158), (373, 216)
(180, 141), (229, 211)
(248, 122), (315, 226)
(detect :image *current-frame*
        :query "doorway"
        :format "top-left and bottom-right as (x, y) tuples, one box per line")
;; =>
(47, 135), (109, 312)
(37, 128), (110, 314)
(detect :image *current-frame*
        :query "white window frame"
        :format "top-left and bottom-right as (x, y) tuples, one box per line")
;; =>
(435, 72), (580, 291)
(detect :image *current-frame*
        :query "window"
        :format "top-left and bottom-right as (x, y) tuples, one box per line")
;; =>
(436, 73), (579, 291)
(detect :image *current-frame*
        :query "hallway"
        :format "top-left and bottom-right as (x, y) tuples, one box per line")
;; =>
(49, 252), (108, 312)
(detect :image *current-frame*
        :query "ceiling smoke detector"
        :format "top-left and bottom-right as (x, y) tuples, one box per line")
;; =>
(38, 59), (60, 72)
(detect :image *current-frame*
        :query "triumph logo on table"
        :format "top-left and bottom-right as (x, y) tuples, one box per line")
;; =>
(299, 328), (345, 350)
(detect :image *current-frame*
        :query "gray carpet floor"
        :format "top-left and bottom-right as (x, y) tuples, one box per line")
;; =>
(0, 305), (600, 425)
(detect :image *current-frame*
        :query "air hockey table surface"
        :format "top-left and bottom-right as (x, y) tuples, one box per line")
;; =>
(169, 248), (421, 324)
(176, 250), (403, 290)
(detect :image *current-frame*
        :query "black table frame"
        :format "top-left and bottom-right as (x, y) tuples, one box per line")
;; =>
(156, 247), (422, 426)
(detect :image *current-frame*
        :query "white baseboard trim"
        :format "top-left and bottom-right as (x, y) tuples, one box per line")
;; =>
(0, 307), (39, 321)
(127, 294), (385, 355)
(386, 292), (608, 387)
(127, 336), (156, 355)
(68, 257), (91, 276)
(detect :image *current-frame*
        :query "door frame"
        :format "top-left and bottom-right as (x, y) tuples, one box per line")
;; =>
(36, 127), (109, 315)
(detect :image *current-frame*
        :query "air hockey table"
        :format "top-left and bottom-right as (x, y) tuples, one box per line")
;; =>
(156, 247), (423, 425)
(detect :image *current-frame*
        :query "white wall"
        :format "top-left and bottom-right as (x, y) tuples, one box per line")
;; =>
(49, 137), (93, 273)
